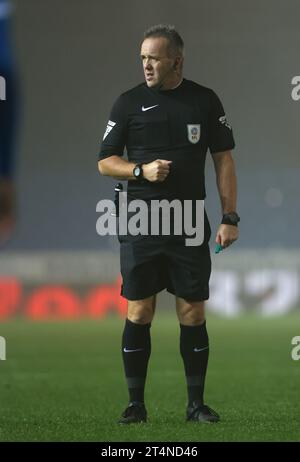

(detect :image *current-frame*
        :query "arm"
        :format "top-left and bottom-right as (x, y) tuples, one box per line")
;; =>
(98, 156), (172, 182)
(211, 150), (239, 248)
(211, 150), (237, 214)
(98, 155), (136, 180)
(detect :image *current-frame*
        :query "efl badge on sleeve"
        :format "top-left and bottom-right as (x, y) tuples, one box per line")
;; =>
(187, 124), (201, 144)
(219, 115), (232, 130)
(103, 120), (116, 140)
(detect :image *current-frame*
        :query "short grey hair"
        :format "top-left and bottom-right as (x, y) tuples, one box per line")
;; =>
(143, 24), (184, 57)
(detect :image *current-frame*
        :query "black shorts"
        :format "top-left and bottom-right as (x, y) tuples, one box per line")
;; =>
(118, 208), (212, 301)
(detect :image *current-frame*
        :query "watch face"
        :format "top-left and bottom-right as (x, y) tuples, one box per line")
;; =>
(134, 166), (141, 177)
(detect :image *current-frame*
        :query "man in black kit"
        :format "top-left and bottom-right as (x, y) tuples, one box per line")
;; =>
(98, 24), (239, 424)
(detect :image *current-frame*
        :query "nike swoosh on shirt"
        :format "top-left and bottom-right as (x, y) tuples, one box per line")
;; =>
(193, 346), (209, 353)
(142, 104), (159, 111)
(123, 347), (144, 353)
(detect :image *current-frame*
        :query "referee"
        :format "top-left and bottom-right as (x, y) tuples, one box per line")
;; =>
(98, 24), (239, 424)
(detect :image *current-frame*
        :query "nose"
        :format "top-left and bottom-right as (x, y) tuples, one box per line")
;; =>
(144, 59), (152, 71)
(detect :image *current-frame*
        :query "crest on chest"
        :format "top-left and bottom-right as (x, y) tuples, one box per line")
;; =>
(187, 124), (201, 144)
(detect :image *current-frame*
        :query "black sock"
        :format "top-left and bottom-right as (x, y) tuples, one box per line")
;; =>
(180, 321), (209, 406)
(121, 318), (151, 404)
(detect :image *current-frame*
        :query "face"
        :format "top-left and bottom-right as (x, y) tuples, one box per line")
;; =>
(140, 37), (180, 89)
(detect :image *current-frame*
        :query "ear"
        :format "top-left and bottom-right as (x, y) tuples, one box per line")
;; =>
(173, 56), (181, 70)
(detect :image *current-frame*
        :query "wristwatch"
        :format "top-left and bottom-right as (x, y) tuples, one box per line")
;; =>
(133, 163), (144, 180)
(221, 211), (240, 226)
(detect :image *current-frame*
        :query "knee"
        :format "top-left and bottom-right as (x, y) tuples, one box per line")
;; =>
(178, 302), (205, 326)
(127, 301), (154, 324)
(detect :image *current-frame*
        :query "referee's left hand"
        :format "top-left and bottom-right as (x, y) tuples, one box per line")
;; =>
(215, 224), (239, 249)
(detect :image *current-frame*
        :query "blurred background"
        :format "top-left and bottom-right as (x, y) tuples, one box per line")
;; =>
(1, 0), (300, 319)
(1, 0), (300, 443)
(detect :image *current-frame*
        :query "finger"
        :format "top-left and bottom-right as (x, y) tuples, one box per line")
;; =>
(157, 174), (169, 182)
(156, 165), (169, 172)
(215, 234), (221, 244)
(157, 170), (171, 177)
(157, 169), (170, 175)
(158, 160), (173, 166)
(157, 174), (168, 181)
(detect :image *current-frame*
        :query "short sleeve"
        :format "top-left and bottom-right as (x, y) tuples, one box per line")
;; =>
(207, 90), (235, 154)
(98, 94), (128, 161)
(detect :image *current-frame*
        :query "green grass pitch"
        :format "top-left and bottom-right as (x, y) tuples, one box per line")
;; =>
(0, 313), (300, 442)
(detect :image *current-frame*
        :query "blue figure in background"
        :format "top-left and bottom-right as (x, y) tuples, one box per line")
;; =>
(0, 0), (18, 244)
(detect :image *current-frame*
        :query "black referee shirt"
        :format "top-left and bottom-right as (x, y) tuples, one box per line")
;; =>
(98, 78), (235, 201)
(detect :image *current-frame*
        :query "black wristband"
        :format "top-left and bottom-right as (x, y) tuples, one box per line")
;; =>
(221, 212), (240, 226)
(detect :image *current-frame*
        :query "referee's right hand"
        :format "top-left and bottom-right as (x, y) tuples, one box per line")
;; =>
(143, 159), (172, 183)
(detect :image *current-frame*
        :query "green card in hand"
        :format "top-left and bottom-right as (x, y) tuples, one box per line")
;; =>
(215, 243), (224, 254)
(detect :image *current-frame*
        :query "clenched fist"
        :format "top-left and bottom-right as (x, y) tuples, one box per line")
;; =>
(143, 159), (172, 183)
